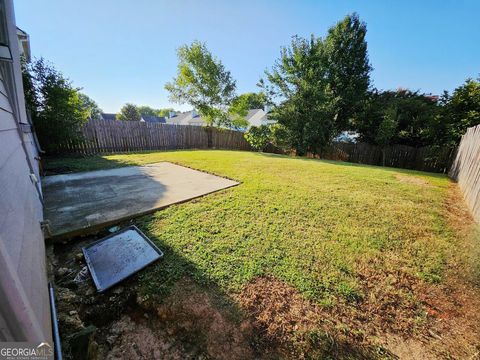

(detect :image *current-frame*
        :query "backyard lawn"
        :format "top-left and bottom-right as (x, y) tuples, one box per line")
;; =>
(48, 150), (480, 359)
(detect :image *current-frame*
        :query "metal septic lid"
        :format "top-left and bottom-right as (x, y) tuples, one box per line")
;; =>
(82, 225), (163, 292)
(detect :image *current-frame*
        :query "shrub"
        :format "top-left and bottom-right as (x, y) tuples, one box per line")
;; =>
(244, 125), (272, 151)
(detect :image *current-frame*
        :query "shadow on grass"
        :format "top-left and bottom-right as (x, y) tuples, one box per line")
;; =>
(125, 213), (392, 359)
(44, 154), (130, 175)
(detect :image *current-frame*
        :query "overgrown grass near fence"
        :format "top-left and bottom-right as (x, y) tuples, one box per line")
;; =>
(57, 120), (250, 154)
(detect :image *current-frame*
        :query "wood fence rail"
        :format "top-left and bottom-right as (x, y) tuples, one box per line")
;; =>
(301, 142), (456, 173)
(57, 120), (251, 154)
(449, 124), (480, 222)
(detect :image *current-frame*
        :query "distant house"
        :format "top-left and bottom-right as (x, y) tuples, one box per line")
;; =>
(140, 115), (166, 124)
(166, 108), (276, 129)
(100, 113), (116, 121)
(244, 109), (276, 128)
(167, 110), (205, 126)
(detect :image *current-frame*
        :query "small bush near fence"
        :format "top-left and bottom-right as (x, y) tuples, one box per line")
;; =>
(56, 120), (251, 155)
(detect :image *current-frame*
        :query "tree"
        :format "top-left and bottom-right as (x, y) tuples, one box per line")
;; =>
(137, 105), (158, 117)
(375, 107), (398, 165)
(117, 103), (141, 121)
(157, 108), (175, 117)
(232, 92), (267, 110)
(323, 13), (372, 130)
(22, 58), (89, 153)
(79, 93), (102, 120)
(165, 41), (238, 127)
(433, 78), (480, 146)
(137, 106), (177, 118)
(261, 35), (336, 155)
(354, 89), (438, 147)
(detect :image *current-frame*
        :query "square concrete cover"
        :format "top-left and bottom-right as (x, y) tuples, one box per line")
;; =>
(43, 162), (239, 239)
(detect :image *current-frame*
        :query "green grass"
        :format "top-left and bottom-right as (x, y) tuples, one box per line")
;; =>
(47, 150), (463, 305)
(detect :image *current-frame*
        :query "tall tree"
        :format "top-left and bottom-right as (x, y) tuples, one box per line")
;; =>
(434, 78), (480, 146)
(261, 35), (336, 155)
(323, 13), (372, 130)
(22, 58), (89, 153)
(137, 105), (158, 117)
(232, 92), (268, 110)
(117, 103), (141, 121)
(79, 93), (102, 120)
(165, 41), (238, 127)
(354, 90), (438, 147)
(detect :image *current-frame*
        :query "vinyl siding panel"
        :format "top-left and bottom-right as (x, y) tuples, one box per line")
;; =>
(0, 58), (50, 341)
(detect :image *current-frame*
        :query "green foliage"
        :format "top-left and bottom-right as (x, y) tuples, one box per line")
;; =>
(137, 106), (176, 118)
(137, 105), (158, 117)
(78, 93), (102, 120)
(165, 41), (237, 127)
(433, 78), (480, 146)
(375, 109), (397, 148)
(323, 13), (372, 130)
(244, 125), (272, 150)
(232, 92), (267, 110)
(270, 123), (291, 150)
(262, 14), (371, 155)
(262, 35), (336, 155)
(157, 108), (175, 117)
(355, 90), (438, 147)
(22, 58), (89, 153)
(117, 103), (141, 121)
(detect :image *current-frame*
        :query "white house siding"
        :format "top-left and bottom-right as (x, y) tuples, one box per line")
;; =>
(0, 0), (51, 342)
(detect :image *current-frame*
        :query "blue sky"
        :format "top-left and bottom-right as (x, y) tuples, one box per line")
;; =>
(14, 0), (480, 112)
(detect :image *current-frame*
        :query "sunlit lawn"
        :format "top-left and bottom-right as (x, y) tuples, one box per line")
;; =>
(47, 150), (459, 306)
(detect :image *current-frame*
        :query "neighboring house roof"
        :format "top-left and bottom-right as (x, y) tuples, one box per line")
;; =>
(245, 109), (268, 127)
(165, 109), (276, 128)
(167, 111), (206, 126)
(100, 113), (116, 121)
(141, 115), (166, 124)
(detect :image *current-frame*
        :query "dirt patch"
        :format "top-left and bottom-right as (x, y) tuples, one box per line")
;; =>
(238, 276), (390, 359)
(395, 174), (432, 187)
(53, 234), (259, 360)
(143, 279), (256, 360)
(237, 266), (480, 360)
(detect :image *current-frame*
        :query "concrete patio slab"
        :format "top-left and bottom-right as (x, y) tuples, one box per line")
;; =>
(42, 162), (239, 240)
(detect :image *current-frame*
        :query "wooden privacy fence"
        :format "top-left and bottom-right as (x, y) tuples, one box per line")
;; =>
(449, 124), (480, 222)
(58, 120), (251, 154)
(306, 142), (456, 173)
